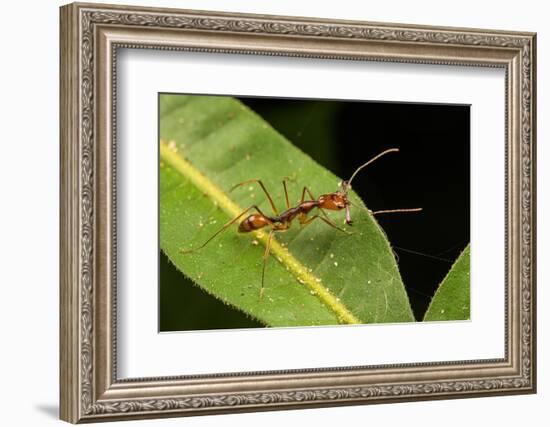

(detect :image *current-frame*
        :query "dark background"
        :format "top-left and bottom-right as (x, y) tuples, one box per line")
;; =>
(160, 97), (470, 330)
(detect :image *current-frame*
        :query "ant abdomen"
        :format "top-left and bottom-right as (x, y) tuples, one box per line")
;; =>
(238, 214), (270, 233)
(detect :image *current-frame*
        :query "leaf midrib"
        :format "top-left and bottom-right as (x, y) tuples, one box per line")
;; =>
(160, 138), (361, 325)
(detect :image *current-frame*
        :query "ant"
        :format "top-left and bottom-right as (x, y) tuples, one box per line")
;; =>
(180, 148), (421, 298)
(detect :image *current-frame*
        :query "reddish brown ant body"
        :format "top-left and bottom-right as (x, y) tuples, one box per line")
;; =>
(181, 148), (421, 297)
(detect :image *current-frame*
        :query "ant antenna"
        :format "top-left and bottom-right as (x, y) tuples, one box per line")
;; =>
(348, 200), (422, 216)
(371, 208), (423, 215)
(342, 148), (399, 193)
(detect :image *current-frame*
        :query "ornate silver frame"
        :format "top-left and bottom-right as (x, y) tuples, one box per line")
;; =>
(60, 2), (536, 423)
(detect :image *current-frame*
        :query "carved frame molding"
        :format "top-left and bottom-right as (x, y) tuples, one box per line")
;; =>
(60, 2), (536, 423)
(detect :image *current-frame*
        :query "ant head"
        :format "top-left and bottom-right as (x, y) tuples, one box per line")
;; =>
(339, 180), (351, 195)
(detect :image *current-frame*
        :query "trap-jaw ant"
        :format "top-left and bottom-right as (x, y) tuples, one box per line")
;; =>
(180, 148), (421, 298)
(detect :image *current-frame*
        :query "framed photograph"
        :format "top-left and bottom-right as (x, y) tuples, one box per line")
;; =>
(60, 2), (536, 423)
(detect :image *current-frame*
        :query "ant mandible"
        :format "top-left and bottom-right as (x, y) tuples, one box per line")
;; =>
(180, 148), (421, 298)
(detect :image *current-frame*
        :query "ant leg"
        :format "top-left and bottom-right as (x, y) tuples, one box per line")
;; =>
(282, 179), (291, 209)
(300, 186), (316, 203)
(317, 205), (342, 226)
(180, 205), (268, 254)
(300, 215), (351, 234)
(260, 230), (275, 300)
(229, 179), (279, 215)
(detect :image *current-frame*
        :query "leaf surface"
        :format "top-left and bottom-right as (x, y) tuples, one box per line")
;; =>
(159, 94), (414, 327)
(423, 244), (470, 321)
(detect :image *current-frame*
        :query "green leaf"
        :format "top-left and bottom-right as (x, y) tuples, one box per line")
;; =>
(159, 94), (414, 327)
(423, 244), (470, 321)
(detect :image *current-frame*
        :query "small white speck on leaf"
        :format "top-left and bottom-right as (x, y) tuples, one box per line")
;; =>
(168, 140), (177, 152)
(440, 309), (445, 314)
(330, 253), (334, 259)
(251, 240), (259, 246)
(334, 261), (338, 267)
(367, 280), (371, 284)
